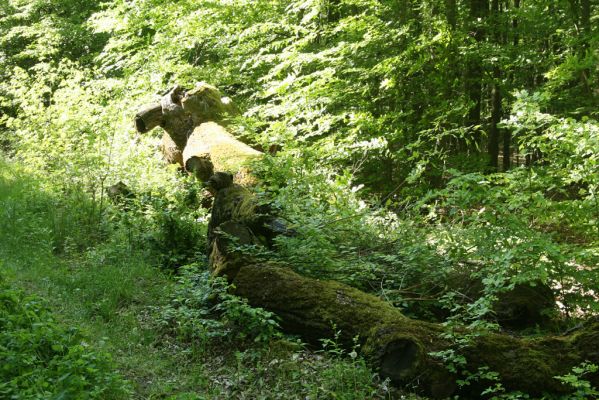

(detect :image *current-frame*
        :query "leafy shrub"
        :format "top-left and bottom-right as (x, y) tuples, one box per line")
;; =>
(157, 264), (281, 347)
(0, 276), (131, 399)
(554, 362), (599, 400)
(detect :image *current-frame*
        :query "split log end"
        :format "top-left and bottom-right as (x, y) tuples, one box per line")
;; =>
(134, 103), (163, 133)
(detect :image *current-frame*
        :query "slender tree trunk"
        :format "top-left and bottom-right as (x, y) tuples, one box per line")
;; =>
(465, 0), (488, 151)
(489, 71), (501, 169)
(488, 0), (502, 169)
(504, 0), (520, 170)
(580, 0), (590, 37)
(444, 0), (460, 154)
(579, 0), (592, 93)
(324, 0), (340, 23)
(445, 0), (457, 29)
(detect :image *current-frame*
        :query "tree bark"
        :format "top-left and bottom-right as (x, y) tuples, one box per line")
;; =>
(445, 0), (457, 29)
(135, 83), (242, 169)
(232, 263), (599, 399)
(134, 103), (163, 134)
(488, 0), (502, 169)
(160, 132), (183, 166)
(182, 122), (262, 183)
(203, 167), (599, 399)
(489, 72), (501, 169)
(504, 0), (520, 170)
(464, 0), (488, 150)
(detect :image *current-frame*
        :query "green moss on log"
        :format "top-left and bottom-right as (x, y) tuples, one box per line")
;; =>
(232, 263), (599, 399)
(181, 82), (228, 124)
(182, 122), (262, 185)
(135, 83), (244, 169)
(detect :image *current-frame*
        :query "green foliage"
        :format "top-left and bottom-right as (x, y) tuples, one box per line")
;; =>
(157, 264), (281, 347)
(1, 0), (598, 398)
(0, 275), (131, 399)
(554, 362), (599, 400)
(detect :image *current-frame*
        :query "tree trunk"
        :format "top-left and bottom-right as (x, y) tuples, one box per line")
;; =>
(445, 0), (457, 29)
(464, 0), (488, 150)
(504, 0), (520, 170)
(137, 84), (599, 398)
(579, 0), (592, 94)
(488, 0), (502, 169)
(580, 0), (590, 39)
(135, 83), (242, 169)
(160, 132), (183, 166)
(182, 122), (262, 183)
(232, 263), (599, 399)
(134, 103), (163, 134)
(203, 164), (599, 400)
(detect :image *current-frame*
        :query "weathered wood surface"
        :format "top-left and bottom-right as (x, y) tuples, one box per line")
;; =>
(232, 263), (599, 398)
(201, 174), (599, 398)
(134, 103), (163, 133)
(135, 83), (249, 170)
(183, 122), (262, 183)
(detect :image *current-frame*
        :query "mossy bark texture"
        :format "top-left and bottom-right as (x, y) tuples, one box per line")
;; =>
(136, 84), (599, 399)
(232, 263), (599, 398)
(205, 176), (599, 399)
(134, 83), (257, 177)
(183, 122), (261, 183)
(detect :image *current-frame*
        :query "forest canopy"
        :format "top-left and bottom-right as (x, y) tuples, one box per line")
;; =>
(0, 0), (598, 399)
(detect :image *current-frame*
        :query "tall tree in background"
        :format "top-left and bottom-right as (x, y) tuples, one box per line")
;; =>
(503, 0), (520, 171)
(464, 0), (488, 151)
(488, 0), (502, 169)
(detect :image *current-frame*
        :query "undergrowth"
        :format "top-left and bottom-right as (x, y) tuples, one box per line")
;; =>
(0, 274), (131, 399)
(0, 158), (402, 399)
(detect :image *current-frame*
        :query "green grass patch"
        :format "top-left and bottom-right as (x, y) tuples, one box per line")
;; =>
(0, 275), (131, 399)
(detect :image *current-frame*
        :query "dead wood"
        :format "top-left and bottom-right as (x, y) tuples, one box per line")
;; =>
(204, 172), (599, 399)
(183, 122), (262, 184)
(232, 263), (599, 398)
(135, 83), (242, 167)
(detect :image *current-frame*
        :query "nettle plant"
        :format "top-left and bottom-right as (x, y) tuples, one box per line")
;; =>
(156, 265), (281, 348)
(0, 276), (131, 399)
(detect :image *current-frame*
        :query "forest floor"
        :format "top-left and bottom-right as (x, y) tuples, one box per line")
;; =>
(0, 160), (412, 399)
(0, 161), (217, 398)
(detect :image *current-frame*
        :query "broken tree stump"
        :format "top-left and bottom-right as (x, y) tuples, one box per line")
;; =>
(134, 83), (248, 170)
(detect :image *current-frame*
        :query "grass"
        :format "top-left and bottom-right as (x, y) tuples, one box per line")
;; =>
(0, 160), (195, 398)
(0, 158), (411, 399)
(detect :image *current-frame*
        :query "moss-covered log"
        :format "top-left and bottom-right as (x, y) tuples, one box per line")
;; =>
(232, 263), (599, 398)
(202, 175), (599, 398)
(135, 83), (599, 399)
(134, 83), (242, 167)
(183, 122), (262, 183)
(199, 160), (599, 398)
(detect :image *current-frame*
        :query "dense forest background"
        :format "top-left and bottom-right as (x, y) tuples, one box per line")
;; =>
(0, 0), (598, 398)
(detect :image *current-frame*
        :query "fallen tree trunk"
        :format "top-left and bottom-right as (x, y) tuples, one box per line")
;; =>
(160, 132), (183, 166)
(232, 263), (599, 398)
(203, 177), (599, 399)
(134, 83), (243, 168)
(183, 122), (262, 183)
(135, 103), (163, 133)
(136, 84), (599, 399)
